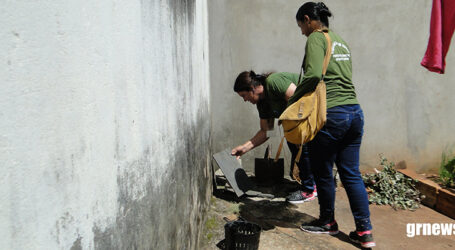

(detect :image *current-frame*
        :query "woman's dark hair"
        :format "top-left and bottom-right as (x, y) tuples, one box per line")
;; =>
(296, 2), (332, 27)
(233, 70), (271, 92)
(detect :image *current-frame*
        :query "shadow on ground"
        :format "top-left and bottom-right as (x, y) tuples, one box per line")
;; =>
(214, 175), (314, 230)
(212, 174), (366, 249)
(239, 199), (312, 230)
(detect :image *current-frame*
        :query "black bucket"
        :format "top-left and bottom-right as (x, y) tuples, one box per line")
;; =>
(224, 220), (261, 250)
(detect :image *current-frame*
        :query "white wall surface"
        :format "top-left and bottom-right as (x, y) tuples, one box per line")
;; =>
(209, 0), (455, 173)
(1, 0), (210, 249)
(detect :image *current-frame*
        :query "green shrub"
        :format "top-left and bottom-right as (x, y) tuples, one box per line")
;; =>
(362, 155), (421, 211)
(440, 151), (455, 188)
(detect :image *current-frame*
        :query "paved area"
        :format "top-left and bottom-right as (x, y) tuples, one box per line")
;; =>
(202, 175), (455, 250)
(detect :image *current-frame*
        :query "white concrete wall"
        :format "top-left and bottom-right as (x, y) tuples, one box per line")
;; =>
(209, 0), (455, 173)
(1, 0), (210, 249)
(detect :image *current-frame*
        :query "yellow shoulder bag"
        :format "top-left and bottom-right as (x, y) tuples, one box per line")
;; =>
(276, 29), (332, 183)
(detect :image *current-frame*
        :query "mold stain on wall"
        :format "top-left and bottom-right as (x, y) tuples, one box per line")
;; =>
(94, 116), (210, 250)
(92, 0), (211, 249)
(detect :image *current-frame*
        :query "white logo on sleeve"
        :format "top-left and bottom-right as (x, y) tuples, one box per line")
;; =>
(332, 42), (351, 61)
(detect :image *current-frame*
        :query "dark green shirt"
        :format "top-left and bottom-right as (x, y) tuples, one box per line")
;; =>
(257, 72), (300, 119)
(288, 30), (359, 109)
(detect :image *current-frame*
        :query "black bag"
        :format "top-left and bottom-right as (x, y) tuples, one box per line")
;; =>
(254, 140), (284, 185)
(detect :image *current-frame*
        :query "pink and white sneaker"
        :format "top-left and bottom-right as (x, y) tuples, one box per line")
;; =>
(286, 189), (317, 204)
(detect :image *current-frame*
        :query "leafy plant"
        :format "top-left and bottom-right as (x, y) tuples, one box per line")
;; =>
(362, 155), (421, 210)
(440, 151), (455, 188)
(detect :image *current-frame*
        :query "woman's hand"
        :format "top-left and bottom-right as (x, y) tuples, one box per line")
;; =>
(231, 145), (248, 159)
(231, 119), (271, 159)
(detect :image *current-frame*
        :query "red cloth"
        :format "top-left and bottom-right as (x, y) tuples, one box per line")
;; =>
(421, 0), (455, 74)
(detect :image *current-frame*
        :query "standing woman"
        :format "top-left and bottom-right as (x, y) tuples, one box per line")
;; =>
(231, 71), (317, 204)
(292, 2), (375, 248)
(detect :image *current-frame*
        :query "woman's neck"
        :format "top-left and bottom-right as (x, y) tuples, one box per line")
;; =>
(309, 21), (326, 33)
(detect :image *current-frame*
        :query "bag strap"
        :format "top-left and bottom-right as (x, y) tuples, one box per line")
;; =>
(274, 137), (285, 162)
(321, 30), (332, 80)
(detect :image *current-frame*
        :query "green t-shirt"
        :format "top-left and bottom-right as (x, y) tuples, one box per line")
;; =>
(288, 30), (359, 109)
(256, 72), (300, 119)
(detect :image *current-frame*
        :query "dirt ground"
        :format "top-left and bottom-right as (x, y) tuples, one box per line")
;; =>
(201, 174), (455, 250)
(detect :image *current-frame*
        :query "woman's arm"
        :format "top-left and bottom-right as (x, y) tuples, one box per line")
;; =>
(231, 118), (273, 159)
(288, 33), (326, 104)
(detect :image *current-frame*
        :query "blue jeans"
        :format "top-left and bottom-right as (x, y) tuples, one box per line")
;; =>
(308, 104), (372, 231)
(287, 142), (315, 192)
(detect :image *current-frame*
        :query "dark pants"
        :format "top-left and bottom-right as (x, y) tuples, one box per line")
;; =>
(287, 142), (315, 192)
(308, 104), (372, 231)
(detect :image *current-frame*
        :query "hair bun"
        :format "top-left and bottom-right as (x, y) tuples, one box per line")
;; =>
(316, 2), (332, 17)
(249, 70), (266, 82)
(249, 70), (257, 79)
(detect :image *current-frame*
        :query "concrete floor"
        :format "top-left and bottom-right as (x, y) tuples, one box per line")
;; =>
(203, 176), (455, 250)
